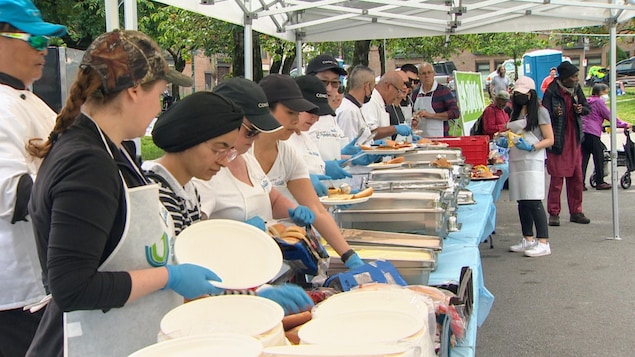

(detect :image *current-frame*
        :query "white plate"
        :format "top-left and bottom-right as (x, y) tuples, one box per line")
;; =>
(312, 289), (430, 320)
(262, 344), (409, 356)
(160, 295), (284, 338)
(367, 162), (404, 170)
(319, 196), (370, 206)
(298, 310), (424, 345)
(416, 142), (450, 149)
(130, 333), (263, 357)
(174, 219), (282, 289)
(361, 147), (415, 155)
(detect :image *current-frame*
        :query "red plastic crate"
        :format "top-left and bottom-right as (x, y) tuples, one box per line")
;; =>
(429, 135), (489, 166)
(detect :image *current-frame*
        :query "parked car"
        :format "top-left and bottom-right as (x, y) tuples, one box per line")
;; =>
(615, 57), (635, 86)
(433, 61), (457, 86)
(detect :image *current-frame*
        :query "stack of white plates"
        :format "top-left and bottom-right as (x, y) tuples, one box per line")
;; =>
(159, 295), (286, 347)
(129, 333), (263, 357)
(302, 288), (436, 357)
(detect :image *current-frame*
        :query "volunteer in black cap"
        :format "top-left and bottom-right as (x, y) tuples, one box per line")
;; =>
(288, 75), (351, 196)
(542, 61), (591, 227)
(305, 55), (358, 163)
(253, 74), (364, 269)
(0, 1), (67, 355)
(145, 88), (314, 316)
(24, 29), (228, 357)
(195, 77), (317, 232)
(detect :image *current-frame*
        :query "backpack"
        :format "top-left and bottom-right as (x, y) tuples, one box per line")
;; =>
(469, 113), (484, 136)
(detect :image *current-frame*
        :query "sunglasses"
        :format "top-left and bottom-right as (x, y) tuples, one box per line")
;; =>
(320, 79), (342, 89)
(407, 78), (420, 87)
(242, 122), (261, 138)
(0, 32), (50, 51)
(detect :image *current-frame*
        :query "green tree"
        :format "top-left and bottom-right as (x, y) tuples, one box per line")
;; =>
(464, 33), (548, 80)
(386, 35), (465, 63)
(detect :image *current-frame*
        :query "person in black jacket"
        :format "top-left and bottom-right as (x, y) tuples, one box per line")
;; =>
(542, 61), (591, 226)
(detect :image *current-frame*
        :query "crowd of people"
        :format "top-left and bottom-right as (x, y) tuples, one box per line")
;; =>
(3, 0), (631, 355)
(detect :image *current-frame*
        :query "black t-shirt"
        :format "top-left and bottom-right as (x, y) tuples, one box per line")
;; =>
(27, 114), (146, 357)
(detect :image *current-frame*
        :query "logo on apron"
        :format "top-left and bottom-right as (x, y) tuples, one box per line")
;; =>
(145, 231), (170, 267)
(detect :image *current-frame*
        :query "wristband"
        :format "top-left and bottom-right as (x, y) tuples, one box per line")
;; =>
(340, 249), (356, 263)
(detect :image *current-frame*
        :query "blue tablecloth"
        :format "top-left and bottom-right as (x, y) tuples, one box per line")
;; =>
(446, 193), (495, 246)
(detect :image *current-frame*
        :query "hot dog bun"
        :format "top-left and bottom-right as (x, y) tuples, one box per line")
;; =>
(387, 156), (404, 164)
(351, 187), (374, 199)
(285, 226), (307, 236)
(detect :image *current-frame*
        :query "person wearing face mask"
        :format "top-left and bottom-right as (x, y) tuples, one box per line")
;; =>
(496, 77), (554, 257)
(482, 90), (511, 139)
(581, 83), (632, 190)
(542, 61), (591, 226)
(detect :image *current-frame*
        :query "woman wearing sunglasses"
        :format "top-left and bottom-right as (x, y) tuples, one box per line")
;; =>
(0, 1), (67, 355)
(255, 74), (365, 269)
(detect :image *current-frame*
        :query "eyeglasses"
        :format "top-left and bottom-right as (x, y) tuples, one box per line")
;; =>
(241, 122), (261, 138)
(0, 32), (50, 51)
(212, 147), (238, 163)
(320, 79), (342, 89)
(391, 83), (404, 95)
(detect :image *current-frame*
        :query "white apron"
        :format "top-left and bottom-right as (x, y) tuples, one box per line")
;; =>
(414, 94), (443, 137)
(64, 129), (179, 356)
(395, 104), (413, 142)
(507, 119), (545, 201)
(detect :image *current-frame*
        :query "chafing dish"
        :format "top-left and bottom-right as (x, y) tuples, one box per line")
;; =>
(325, 243), (438, 285)
(334, 192), (450, 237)
(365, 168), (456, 191)
(401, 148), (464, 164)
(339, 228), (442, 251)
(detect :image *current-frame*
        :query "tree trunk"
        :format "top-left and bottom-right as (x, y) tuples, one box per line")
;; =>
(352, 40), (371, 67)
(379, 41), (386, 75)
(269, 42), (284, 74)
(232, 27), (263, 82)
(281, 44), (296, 74)
(252, 33), (263, 82)
(170, 49), (187, 101)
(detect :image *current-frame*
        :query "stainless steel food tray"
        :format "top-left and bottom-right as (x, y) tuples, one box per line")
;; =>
(335, 206), (449, 237)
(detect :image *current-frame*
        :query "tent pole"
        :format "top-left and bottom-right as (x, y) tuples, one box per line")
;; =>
(123, 0), (138, 30)
(296, 36), (303, 75)
(244, 0), (253, 80)
(608, 17), (622, 240)
(104, 0), (119, 31)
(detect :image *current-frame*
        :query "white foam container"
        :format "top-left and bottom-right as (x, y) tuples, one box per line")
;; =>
(129, 333), (263, 357)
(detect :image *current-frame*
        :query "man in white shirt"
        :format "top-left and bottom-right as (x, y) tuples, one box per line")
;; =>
(305, 54), (349, 161)
(361, 71), (413, 141)
(0, 1), (67, 355)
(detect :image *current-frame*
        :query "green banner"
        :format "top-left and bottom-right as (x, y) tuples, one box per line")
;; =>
(454, 71), (486, 135)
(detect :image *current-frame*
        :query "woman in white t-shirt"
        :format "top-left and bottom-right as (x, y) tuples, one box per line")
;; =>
(255, 74), (364, 270)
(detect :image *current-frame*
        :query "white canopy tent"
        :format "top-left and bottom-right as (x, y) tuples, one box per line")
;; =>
(108, 0), (634, 239)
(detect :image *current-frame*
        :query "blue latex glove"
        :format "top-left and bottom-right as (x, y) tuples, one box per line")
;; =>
(373, 139), (386, 146)
(325, 160), (352, 179)
(412, 135), (422, 142)
(288, 206), (315, 226)
(515, 137), (534, 152)
(165, 264), (224, 299)
(257, 284), (314, 315)
(352, 154), (381, 166)
(495, 136), (509, 148)
(344, 252), (365, 269)
(245, 216), (266, 231)
(341, 137), (362, 156)
(309, 174), (330, 197)
(394, 125), (412, 136)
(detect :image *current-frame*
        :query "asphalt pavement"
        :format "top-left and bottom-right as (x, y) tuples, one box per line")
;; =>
(475, 151), (635, 356)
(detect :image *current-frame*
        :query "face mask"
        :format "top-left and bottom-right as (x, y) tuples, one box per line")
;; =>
(601, 94), (610, 103)
(513, 94), (529, 106)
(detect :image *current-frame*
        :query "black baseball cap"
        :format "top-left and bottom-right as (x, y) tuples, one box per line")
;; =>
(306, 55), (347, 76)
(214, 77), (281, 132)
(259, 74), (318, 114)
(295, 75), (335, 116)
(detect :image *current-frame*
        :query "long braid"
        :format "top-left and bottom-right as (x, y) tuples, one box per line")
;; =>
(27, 67), (103, 158)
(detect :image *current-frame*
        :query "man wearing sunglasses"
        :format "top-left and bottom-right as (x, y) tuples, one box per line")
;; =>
(386, 64), (419, 141)
(0, 1), (67, 355)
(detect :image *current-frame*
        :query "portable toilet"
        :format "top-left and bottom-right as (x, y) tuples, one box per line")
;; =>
(523, 49), (564, 99)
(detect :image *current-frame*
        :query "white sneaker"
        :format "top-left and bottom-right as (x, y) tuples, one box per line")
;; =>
(509, 238), (538, 252)
(524, 242), (551, 257)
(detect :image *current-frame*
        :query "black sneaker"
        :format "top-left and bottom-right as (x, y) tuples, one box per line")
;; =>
(549, 215), (560, 226)
(570, 213), (591, 224)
